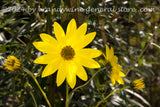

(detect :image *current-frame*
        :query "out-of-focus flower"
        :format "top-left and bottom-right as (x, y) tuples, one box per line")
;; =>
(133, 78), (145, 90)
(33, 18), (101, 88)
(103, 45), (125, 86)
(4, 56), (20, 71)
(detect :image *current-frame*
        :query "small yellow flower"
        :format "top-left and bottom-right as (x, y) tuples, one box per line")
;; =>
(33, 18), (101, 88)
(133, 78), (145, 90)
(104, 45), (125, 86)
(4, 56), (20, 71)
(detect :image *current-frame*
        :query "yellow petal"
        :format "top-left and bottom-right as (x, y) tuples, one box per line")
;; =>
(65, 19), (78, 46)
(76, 32), (96, 49)
(110, 70), (118, 86)
(56, 61), (67, 87)
(54, 22), (66, 42)
(41, 58), (62, 78)
(105, 44), (110, 60)
(79, 48), (102, 58)
(66, 61), (77, 88)
(110, 69), (125, 86)
(33, 42), (60, 54)
(66, 22), (87, 47)
(119, 71), (125, 77)
(110, 56), (118, 66)
(66, 19), (77, 39)
(34, 54), (59, 64)
(33, 42), (49, 53)
(117, 77), (124, 85)
(76, 23), (87, 36)
(112, 64), (122, 72)
(66, 22), (87, 48)
(108, 47), (114, 61)
(39, 33), (58, 46)
(65, 22), (95, 49)
(110, 75), (116, 86)
(67, 72), (76, 89)
(75, 55), (100, 68)
(76, 64), (88, 81)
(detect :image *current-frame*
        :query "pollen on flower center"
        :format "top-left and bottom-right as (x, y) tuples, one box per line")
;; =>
(61, 46), (75, 60)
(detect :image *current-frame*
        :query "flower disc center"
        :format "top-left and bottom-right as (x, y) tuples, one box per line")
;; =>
(61, 46), (75, 60)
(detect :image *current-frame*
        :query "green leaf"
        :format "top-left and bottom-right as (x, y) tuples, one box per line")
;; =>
(135, 67), (154, 77)
(138, 56), (144, 66)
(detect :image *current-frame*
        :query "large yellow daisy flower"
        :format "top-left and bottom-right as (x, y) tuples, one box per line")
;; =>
(104, 45), (125, 86)
(33, 19), (101, 88)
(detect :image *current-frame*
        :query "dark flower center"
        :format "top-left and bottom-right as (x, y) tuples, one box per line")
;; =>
(61, 46), (75, 60)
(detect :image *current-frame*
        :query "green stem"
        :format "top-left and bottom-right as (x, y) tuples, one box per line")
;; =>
(95, 86), (130, 107)
(65, 82), (69, 107)
(29, 91), (38, 107)
(138, 42), (150, 61)
(22, 67), (52, 107)
(68, 67), (106, 105)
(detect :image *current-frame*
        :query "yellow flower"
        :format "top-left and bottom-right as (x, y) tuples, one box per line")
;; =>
(133, 78), (145, 90)
(33, 19), (101, 88)
(104, 45), (125, 86)
(4, 56), (20, 71)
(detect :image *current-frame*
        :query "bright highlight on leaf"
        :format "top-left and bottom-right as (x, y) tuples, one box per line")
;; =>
(33, 18), (101, 89)
(133, 78), (145, 90)
(104, 45), (125, 86)
(4, 56), (21, 71)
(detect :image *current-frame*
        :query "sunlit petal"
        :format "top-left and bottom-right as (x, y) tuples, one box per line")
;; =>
(117, 77), (124, 84)
(56, 61), (67, 87)
(33, 42), (60, 54)
(77, 23), (87, 36)
(76, 64), (88, 81)
(67, 72), (76, 89)
(76, 32), (96, 49)
(79, 48), (102, 58)
(66, 61), (77, 88)
(41, 58), (62, 78)
(66, 19), (77, 39)
(34, 54), (59, 64)
(54, 22), (66, 42)
(105, 45), (110, 60)
(40, 33), (58, 45)
(75, 55), (100, 68)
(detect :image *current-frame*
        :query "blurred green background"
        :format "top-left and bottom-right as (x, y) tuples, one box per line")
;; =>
(0, 0), (160, 107)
